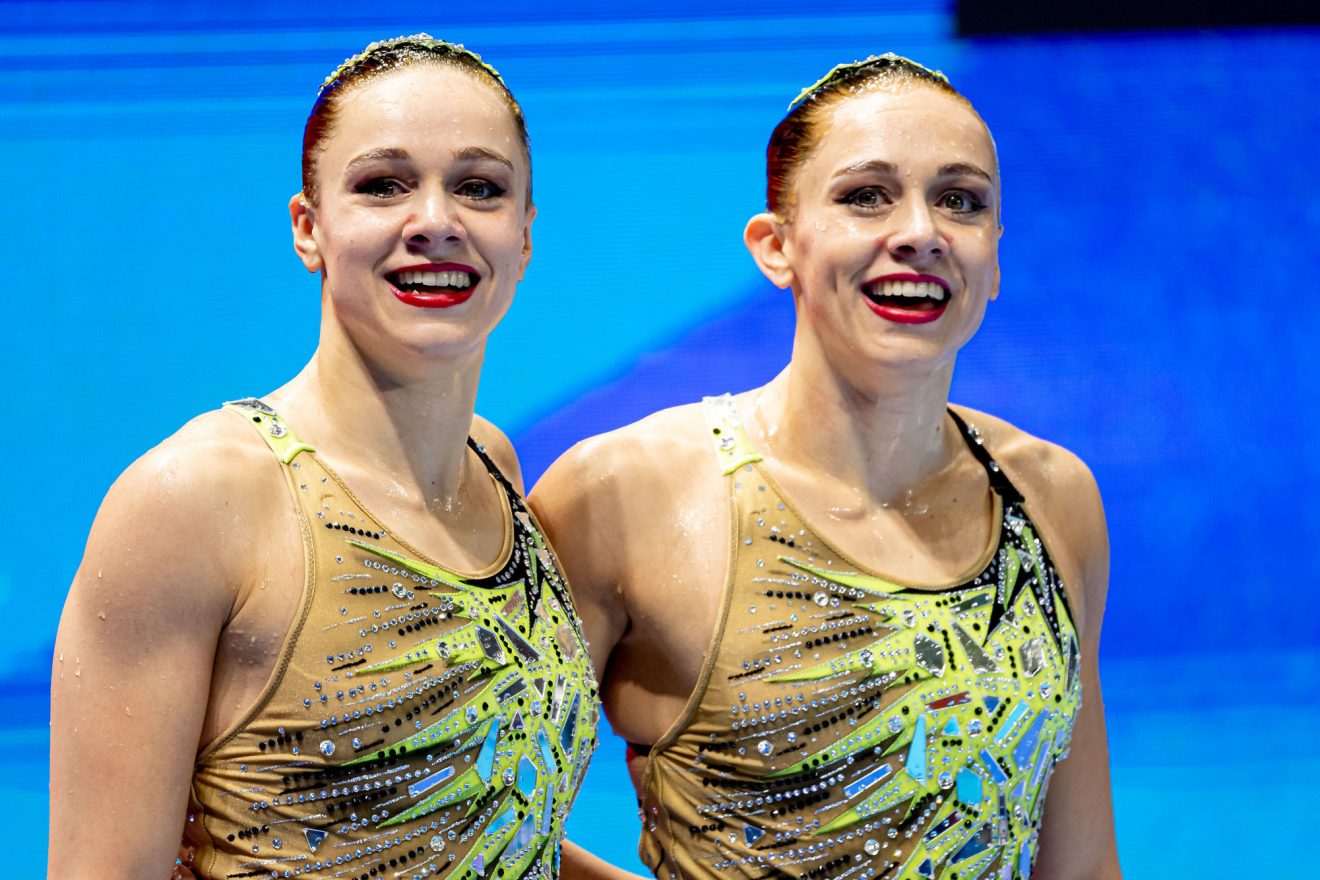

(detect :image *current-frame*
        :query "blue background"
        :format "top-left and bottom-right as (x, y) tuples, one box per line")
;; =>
(7, 2), (1318, 876)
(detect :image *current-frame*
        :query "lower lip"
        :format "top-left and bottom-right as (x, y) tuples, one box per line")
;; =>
(392, 287), (476, 309)
(864, 298), (949, 325)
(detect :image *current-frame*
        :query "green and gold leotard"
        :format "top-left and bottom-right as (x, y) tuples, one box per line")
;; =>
(635, 395), (1081, 880)
(186, 399), (599, 880)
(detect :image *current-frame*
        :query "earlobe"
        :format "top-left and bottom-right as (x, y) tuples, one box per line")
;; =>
(289, 192), (323, 273)
(989, 264), (1001, 302)
(744, 213), (795, 290)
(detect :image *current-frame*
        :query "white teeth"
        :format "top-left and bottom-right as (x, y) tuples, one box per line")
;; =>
(871, 280), (947, 301)
(397, 270), (474, 289)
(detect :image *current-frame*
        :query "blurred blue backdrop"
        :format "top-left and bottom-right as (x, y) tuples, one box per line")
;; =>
(8, 2), (1318, 876)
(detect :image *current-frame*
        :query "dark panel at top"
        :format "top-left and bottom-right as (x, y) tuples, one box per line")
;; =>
(957, 0), (1320, 35)
(6, 0), (939, 35)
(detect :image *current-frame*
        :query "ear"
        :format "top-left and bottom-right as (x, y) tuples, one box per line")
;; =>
(988, 223), (1003, 301)
(516, 204), (536, 281)
(290, 192), (322, 273)
(744, 212), (795, 289)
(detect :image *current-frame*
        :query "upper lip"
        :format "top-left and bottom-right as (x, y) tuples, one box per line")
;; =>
(862, 272), (950, 292)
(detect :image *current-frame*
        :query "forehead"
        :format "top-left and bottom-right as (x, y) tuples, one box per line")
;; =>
(810, 85), (997, 179)
(322, 65), (524, 166)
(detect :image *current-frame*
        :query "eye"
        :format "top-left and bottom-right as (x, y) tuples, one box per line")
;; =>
(456, 179), (506, 201)
(937, 189), (986, 214)
(839, 186), (887, 209)
(355, 177), (407, 198)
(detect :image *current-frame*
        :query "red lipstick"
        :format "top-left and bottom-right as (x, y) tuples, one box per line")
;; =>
(861, 273), (950, 325)
(387, 262), (479, 309)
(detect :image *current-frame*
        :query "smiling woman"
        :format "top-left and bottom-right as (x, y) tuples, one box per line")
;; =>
(49, 36), (600, 880)
(532, 54), (1122, 880)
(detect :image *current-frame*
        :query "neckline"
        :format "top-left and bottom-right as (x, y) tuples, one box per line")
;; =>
(233, 399), (516, 582)
(748, 458), (1004, 594)
(313, 452), (515, 582)
(729, 397), (1008, 593)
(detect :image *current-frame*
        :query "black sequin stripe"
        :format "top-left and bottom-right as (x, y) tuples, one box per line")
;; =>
(465, 436), (523, 505)
(947, 408), (1024, 504)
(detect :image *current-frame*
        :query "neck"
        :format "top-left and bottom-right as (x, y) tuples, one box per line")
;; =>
(269, 323), (486, 506)
(753, 345), (959, 507)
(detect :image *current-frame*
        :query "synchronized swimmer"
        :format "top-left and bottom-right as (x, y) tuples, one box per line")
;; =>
(51, 40), (1120, 880)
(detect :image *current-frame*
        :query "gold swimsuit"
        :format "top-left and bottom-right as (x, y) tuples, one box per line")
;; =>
(635, 396), (1081, 880)
(186, 400), (599, 880)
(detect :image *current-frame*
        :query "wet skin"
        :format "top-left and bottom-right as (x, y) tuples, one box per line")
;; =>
(534, 84), (1122, 880)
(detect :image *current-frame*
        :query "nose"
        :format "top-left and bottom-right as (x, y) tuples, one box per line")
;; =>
(403, 187), (465, 248)
(885, 197), (944, 262)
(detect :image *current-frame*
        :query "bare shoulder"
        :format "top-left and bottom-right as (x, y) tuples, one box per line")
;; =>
(951, 406), (1109, 632)
(470, 415), (523, 495)
(532, 401), (714, 512)
(951, 406), (1100, 505)
(529, 401), (719, 590)
(111, 408), (283, 529)
(528, 401), (723, 669)
(75, 407), (286, 617)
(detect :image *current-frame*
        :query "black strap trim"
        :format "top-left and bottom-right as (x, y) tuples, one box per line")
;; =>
(946, 409), (1024, 505)
(465, 436), (524, 505)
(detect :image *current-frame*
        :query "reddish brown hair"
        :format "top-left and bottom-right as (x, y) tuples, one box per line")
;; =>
(301, 36), (531, 206)
(766, 55), (967, 217)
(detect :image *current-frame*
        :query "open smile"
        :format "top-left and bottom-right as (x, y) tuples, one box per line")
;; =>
(386, 262), (480, 309)
(861, 274), (950, 325)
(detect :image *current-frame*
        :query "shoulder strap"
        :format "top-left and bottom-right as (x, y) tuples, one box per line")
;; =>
(465, 436), (521, 500)
(223, 398), (316, 464)
(946, 408), (1024, 505)
(701, 394), (763, 476)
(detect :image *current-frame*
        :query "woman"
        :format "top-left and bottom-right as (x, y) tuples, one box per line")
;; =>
(50, 36), (599, 880)
(538, 55), (1121, 879)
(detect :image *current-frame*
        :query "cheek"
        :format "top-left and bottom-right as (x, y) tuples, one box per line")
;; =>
(796, 220), (867, 285)
(316, 212), (380, 261)
(957, 227), (998, 271)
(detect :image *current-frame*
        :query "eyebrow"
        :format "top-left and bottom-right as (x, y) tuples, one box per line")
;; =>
(830, 160), (995, 185)
(343, 146), (515, 175)
(938, 162), (995, 184)
(454, 146), (515, 172)
(831, 160), (897, 180)
(345, 147), (410, 173)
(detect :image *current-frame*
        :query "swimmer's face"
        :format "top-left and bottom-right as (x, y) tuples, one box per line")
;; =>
(748, 84), (1001, 383)
(290, 64), (534, 370)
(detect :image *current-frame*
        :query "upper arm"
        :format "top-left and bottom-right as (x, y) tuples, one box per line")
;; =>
(1047, 449), (1110, 646)
(1027, 449), (1122, 878)
(50, 430), (254, 879)
(528, 439), (631, 679)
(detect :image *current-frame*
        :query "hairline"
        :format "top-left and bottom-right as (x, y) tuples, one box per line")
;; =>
(304, 56), (533, 208)
(776, 79), (999, 222)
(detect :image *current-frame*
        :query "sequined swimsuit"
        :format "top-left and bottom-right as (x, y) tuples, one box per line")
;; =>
(186, 400), (599, 880)
(635, 396), (1081, 880)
